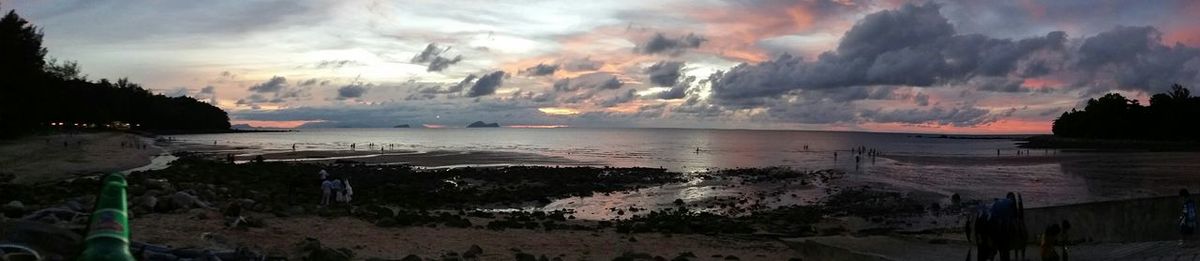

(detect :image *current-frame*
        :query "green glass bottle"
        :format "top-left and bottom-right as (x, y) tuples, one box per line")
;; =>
(78, 174), (135, 261)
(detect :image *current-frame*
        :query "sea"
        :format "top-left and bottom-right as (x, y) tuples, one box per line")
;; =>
(168, 128), (1200, 214)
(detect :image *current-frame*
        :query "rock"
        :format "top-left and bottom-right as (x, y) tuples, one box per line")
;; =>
(145, 179), (173, 191)
(401, 254), (423, 261)
(20, 207), (83, 224)
(238, 198), (256, 206)
(0, 221), (82, 260)
(63, 199), (86, 212)
(295, 237), (353, 261)
(723, 255), (740, 260)
(134, 195), (159, 211)
(514, 252), (537, 261)
(3, 200), (25, 217)
(172, 191), (210, 210)
(188, 209), (221, 220)
(463, 244), (483, 258)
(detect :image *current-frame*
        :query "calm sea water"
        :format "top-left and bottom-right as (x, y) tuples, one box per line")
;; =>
(169, 128), (1200, 209)
(170, 128), (1024, 171)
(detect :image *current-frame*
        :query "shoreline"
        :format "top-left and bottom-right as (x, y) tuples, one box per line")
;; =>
(1020, 134), (1200, 151)
(0, 132), (163, 184)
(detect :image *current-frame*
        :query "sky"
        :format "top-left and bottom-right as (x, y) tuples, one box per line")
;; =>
(4, 0), (1200, 133)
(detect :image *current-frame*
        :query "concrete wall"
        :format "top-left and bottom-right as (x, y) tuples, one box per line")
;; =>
(1023, 196), (1183, 243)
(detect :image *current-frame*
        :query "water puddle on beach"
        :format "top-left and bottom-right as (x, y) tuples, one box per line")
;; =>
(122, 153), (179, 173)
(539, 174), (835, 220)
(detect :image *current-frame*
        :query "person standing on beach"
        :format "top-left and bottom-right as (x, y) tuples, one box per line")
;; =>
(331, 178), (345, 204)
(1180, 189), (1197, 245)
(342, 178), (353, 204)
(318, 169), (329, 181)
(320, 178), (334, 206)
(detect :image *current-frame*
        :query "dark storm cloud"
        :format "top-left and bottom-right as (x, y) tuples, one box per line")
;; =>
(637, 33), (706, 55)
(467, 71), (505, 97)
(658, 75), (695, 100)
(337, 84), (367, 99)
(199, 86), (215, 94)
(553, 73), (623, 92)
(520, 63), (559, 76)
(600, 89), (638, 107)
(859, 105), (993, 127)
(707, 3), (1068, 105)
(411, 43), (463, 72)
(644, 61), (684, 86)
(1075, 26), (1200, 93)
(248, 76), (288, 93)
(415, 74), (478, 95)
(297, 78), (330, 86)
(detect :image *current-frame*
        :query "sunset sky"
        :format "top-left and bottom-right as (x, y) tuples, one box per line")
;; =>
(5, 0), (1199, 133)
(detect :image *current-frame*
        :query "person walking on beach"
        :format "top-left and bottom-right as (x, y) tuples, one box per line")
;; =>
(1180, 189), (1197, 245)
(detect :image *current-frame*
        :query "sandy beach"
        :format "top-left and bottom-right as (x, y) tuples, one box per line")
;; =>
(4, 131), (1200, 260)
(0, 132), (161, 184)
(131, 214), (798, 260)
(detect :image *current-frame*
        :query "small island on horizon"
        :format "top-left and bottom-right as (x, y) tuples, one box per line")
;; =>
(466, 121), (500, 128)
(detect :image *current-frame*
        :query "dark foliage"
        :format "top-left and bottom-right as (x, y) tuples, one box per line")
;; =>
(0, 8), (229, 137)
(1053, 84), (1200, 140)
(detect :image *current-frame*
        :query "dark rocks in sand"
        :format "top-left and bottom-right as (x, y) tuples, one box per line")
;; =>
(3, 200), (25, 217)
(400, 254), (423, 261)
(295, 237), (354, 261)
(0, 221), (81, 260)
(463, 244), (483, 258)
(614, 252), (655, 261)
(170, 191), (210, 210)
(514, 252), (537, 261)
(393, 124), (411, 128)
(466, 121), (500, 128)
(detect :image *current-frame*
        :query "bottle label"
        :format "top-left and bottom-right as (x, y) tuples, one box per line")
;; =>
(86, 208), (128, 241)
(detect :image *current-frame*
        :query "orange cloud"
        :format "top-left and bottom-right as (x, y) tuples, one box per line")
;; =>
(861, 119), (1051, 134)
(683, 1), (858, 62)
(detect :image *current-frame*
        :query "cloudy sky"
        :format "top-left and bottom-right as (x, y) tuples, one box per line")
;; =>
(6, 0), (1199, 133)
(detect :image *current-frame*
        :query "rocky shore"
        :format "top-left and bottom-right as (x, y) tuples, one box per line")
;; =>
(1, 152), (969, 260)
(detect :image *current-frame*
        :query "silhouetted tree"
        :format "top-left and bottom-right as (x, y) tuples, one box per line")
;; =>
(1053, 84), (1200, 140)
(0, 6), (229, 137)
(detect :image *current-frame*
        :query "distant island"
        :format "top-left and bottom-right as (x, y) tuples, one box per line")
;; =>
(0, 10), (230, 137)
(393, 124), (411, 128)
(466, 121), (500, 128)
(1023, 84), (1200, 150)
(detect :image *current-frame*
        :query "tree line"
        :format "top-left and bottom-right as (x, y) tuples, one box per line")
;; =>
(1053, 84), (1200, 140)
(0, 7), (229, 137)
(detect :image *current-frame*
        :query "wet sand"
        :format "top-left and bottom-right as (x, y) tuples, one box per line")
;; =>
(0, 132), (161, 184)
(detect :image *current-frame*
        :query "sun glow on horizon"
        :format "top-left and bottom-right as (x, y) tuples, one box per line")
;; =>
(538, 107), (580, 116)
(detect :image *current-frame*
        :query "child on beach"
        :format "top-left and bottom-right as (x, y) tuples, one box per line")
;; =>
(1181, 189), (1197, 246)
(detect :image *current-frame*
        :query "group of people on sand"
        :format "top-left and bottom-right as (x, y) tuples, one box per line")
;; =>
(318, 169), (353, 206)
(966, 192), (1073, 261)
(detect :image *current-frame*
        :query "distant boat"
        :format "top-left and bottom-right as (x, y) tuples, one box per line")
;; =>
(392, 124), (410, 128)
(466, 121), (500, 128)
